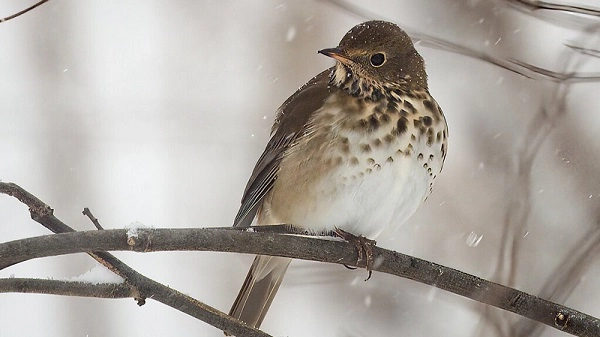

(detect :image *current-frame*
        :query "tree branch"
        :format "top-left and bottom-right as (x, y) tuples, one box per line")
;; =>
(0, 0), (50, 24)
(1, 226), (599, 336)
(0, 278), (133, 298)
(0, 181), (269, 337)
(2, 181), (600, 336)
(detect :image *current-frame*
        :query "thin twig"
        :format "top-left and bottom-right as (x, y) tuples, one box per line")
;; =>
(507, 0), (600, 18)
(82, 207), (104, 230)
(0, 182), (270, 337)
(0, 0), (50, 23)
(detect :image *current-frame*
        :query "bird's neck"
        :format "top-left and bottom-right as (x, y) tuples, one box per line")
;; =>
(329, 63), (424, 102)
(330, 64), (384, 101)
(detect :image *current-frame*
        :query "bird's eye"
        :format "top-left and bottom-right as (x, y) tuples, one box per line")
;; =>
(370, 53), (386, 67)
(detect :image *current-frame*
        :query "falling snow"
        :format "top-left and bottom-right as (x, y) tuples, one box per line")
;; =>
(286, 26), (297, 42)
(466, 231), (483, 247)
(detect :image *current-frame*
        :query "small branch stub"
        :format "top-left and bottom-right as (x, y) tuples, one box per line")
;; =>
(556, 312), (570, 329)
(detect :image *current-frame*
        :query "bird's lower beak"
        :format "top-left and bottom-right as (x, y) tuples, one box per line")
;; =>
(318, 48), (352, 65)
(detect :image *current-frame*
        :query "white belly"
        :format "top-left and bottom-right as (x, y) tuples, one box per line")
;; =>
(297, 143), (433, 238)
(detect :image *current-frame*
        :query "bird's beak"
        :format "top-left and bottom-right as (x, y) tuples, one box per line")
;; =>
(318, 47), (352, 65)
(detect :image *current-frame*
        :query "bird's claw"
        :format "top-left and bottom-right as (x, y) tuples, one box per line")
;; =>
(334, 228), (376, 281)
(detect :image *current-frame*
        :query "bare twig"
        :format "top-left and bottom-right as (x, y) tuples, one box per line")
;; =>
(507, 0), (600, 18)
(566, 44), (600, 58)
(82, 207), (104, 230)
(0, 182), (269, 337)
(0, 0), (50, 23)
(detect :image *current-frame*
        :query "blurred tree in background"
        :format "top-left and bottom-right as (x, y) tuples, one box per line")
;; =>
(1, 1), (599, 336)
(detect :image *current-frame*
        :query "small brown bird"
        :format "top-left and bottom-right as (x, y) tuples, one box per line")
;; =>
(228, 20), (447, 332)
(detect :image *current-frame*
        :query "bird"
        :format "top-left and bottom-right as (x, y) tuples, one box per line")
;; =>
(228, 20), (448, 333)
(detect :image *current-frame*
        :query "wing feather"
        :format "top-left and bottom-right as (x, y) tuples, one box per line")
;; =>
(233, 68), (334, 227)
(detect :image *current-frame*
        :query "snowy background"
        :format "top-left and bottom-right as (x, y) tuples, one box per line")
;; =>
(1, 1), (600, 336)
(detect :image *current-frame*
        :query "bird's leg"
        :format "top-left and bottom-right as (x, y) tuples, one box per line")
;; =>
(334, 228), (376, 280)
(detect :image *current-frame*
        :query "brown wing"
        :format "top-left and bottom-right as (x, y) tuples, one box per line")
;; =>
(233, 68), (334, 227)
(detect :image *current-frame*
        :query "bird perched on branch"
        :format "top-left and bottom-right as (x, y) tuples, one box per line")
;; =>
(228, 20), (448, 333)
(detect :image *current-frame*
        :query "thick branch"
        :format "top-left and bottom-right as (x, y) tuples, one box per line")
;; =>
(1, 228), (599, 337)
(0, 278), (133, 298)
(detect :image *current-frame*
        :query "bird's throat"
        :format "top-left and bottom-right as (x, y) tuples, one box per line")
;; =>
(330, 63), (384, 102)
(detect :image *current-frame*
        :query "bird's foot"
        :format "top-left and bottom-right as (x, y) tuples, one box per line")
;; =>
(334, 228), (376, 281)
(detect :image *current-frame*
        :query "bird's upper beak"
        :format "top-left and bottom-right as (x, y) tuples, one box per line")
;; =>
(318, 47), (352, 65)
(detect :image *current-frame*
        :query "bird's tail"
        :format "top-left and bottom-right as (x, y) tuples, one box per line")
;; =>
(227, 255), (291, 334)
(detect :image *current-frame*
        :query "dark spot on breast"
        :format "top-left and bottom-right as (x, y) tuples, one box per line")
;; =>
(427, 128), (434, 146)
(386, 156), (394, 163)
(395, 116), (408, 135)
(368, 114), (380, 130)
(350, 156), (359, 165)
(411, 134), (416, 141)
(396, 149), (404, 156)
(384, 134), (395, 144)
(360, 144), (372, 153)
(367, 158), (375, 165)
(417, 153), (423, 160)
(361, 82), (370, 93)
(422, 116), (433, 126)
(372, 138), (382, 147)
(423, 163), (428, 168)
(387, 100), (398, 111)
(374, 164), (381, 171)
(414, 119), (422, 128)
(415, 91), (428, 99)
(340, 143), (350, 154)
(427, 167), (432, 174)
(380, 113), (391, 124)
(358, 119), (369, 129)
(436, 131), (442, 143)
(366, 168), (373, 174)
(429, 154), (434, 161)
(371, 89), (383, 101)
(405, 143), (413, 156)
(403, 100), (416, 114)
(400, 109), (409, 116)
(423, 100), (435, 113)
(441, 143), (446, 158)
(350, 80), (361, 96)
